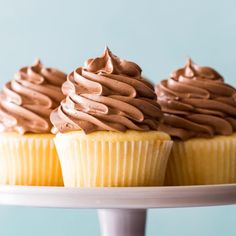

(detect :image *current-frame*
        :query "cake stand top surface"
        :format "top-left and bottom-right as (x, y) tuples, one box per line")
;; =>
(0, 184), (235, 209)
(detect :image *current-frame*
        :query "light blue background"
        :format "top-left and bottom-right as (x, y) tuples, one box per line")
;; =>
(0, 0), (235, 235)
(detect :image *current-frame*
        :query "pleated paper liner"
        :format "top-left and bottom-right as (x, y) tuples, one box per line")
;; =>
(0, 133), (63, 186)
(54, 130), (173, 187)
(165, 134), (236, 186)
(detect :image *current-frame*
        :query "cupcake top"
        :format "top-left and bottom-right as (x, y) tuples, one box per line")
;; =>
(51, 47), (163, 134)
(156, 59), (236, 140)
(0, 59), (67, 134)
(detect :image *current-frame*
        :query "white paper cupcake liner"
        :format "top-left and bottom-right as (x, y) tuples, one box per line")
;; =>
(0, 134), (63, 186)
(55, 132), (172, 187)
(165, 135), (236, 185)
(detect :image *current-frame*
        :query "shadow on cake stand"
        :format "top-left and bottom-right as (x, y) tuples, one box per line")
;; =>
(0, 184), (236, 236)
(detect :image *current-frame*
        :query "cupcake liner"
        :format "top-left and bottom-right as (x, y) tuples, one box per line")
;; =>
(165, 134), (236, 185)
(55, 131), (173, 187)
(0, 133), (63, 186)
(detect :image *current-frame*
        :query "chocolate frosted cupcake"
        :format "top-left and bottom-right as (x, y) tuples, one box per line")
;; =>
(0, 59), (66, 186)
(156, 59), (236, 185)
(51, 48), (172, 187)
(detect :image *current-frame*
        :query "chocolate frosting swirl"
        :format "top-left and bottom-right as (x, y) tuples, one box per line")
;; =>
(0, 59), (66, 134)
(51, 47), (162, 134)
(156, 59), (236, 140)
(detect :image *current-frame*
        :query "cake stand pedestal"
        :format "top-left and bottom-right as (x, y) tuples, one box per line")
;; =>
(99, 209), (146, 236)
(0, 184), (235, 236)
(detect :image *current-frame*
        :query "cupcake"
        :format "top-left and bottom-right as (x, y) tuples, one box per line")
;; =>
(156, 59), (236, 185)
(0, 59), (66, 186)
(51, 47), (173, 187)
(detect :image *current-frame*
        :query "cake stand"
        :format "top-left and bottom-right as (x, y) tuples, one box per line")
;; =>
(0, 184), (236, 236)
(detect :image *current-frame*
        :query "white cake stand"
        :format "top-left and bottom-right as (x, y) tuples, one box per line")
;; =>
(0, 184), (236, 236)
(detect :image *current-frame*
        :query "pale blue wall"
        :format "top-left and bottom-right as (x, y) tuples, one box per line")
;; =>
(0, 0), (235, 235)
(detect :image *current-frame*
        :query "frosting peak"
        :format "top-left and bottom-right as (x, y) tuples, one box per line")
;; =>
(0, 60), (67, 134)
(84, 47), (142, 77)
(156, 59), (236, 140)
(172, 58), (223, 81)
(51, 48), (162, 134)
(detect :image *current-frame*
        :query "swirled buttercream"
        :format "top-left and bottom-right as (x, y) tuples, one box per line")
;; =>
(0, 59), (66, 134)
(156, 59), (236, 140)
(51, 48), (162, 133)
